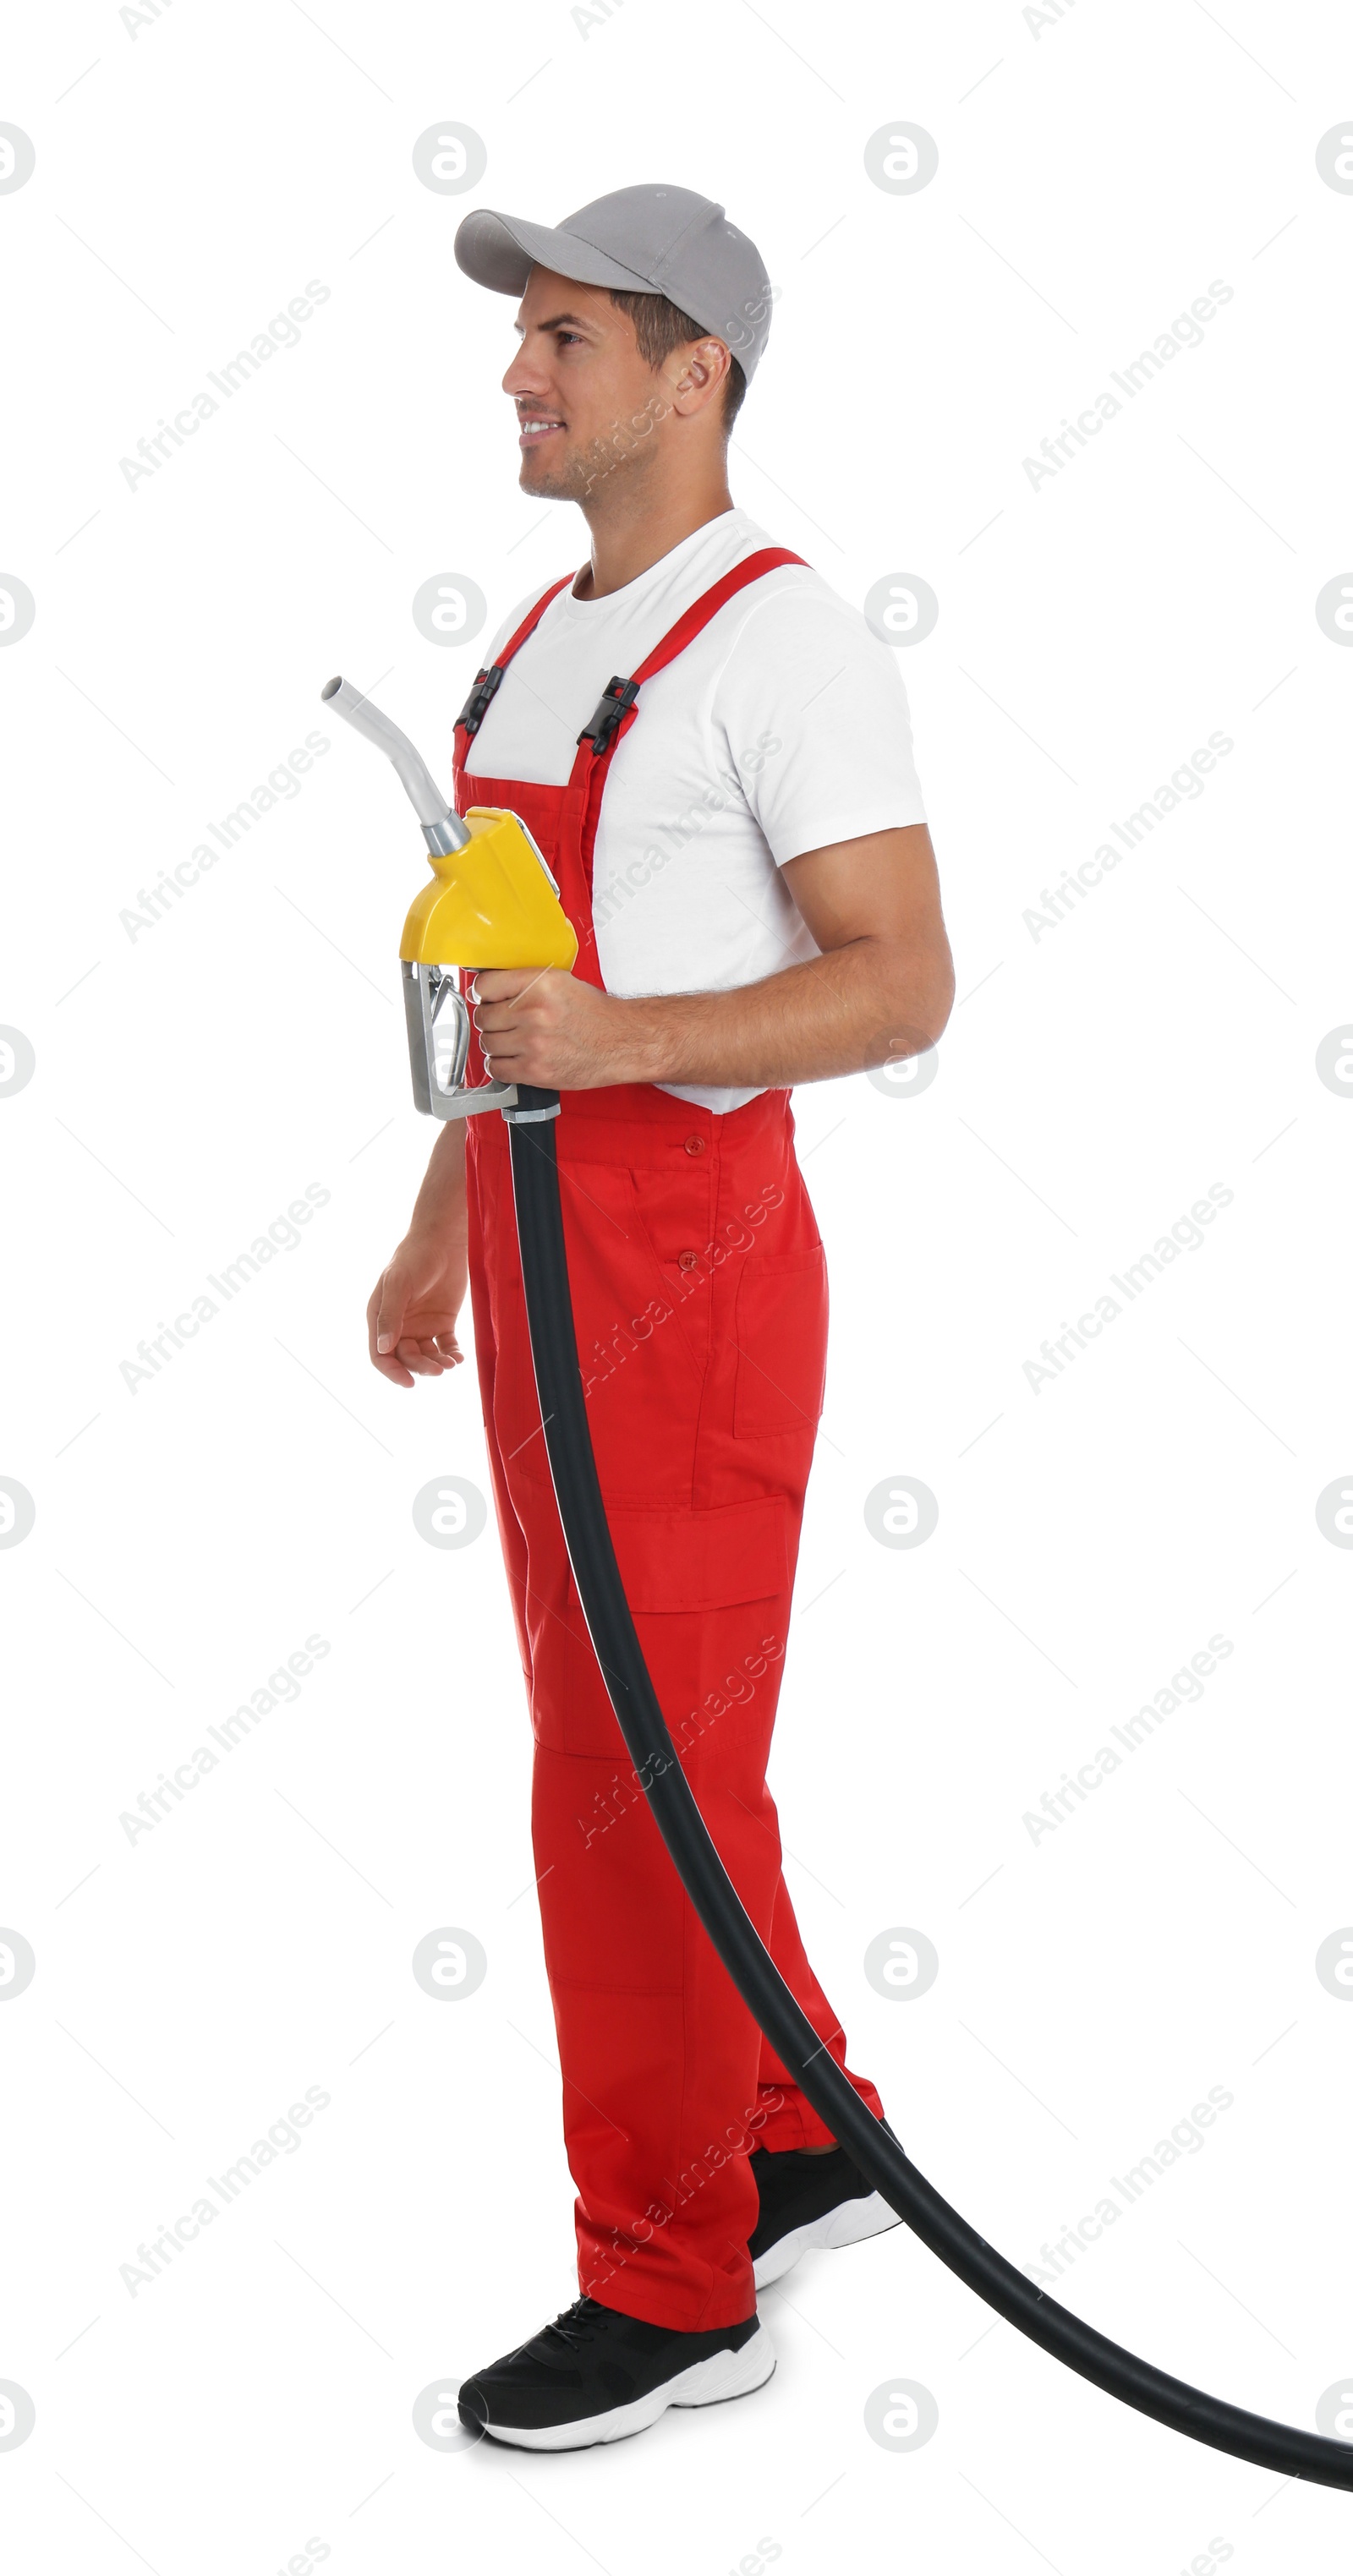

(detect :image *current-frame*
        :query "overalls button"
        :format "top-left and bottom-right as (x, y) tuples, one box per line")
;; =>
(684, 1135), (706, 1155)
(677, 1250), (698, 1270)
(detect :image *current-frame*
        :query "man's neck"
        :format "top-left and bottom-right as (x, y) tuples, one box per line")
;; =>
(572, 479), (735, 601)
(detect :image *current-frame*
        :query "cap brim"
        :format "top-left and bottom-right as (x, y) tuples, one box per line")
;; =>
(453, 207), (656, 298)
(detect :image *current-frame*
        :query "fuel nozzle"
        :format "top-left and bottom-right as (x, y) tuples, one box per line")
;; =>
(320, 675), (471, 856)
(320, 672), (578, 1124)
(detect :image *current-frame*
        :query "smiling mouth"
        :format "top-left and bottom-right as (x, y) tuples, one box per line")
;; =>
(518, 417), (565, 445)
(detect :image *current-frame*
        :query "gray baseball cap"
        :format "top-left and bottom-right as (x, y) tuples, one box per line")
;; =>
(453, 183), (773, 380)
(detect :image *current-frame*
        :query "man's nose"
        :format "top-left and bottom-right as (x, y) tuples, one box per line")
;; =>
(503, 343), (547, 400)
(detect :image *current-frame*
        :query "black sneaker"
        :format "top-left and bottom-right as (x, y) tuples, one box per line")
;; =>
(748, 2143), (901, 2289)
(457, 2296), (774, 2452)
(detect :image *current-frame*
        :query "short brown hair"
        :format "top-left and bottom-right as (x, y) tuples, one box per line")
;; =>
(606, 288), (747, 434)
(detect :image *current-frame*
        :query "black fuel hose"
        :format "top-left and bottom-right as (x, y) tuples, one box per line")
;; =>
(505, 1091), (1353, 2491)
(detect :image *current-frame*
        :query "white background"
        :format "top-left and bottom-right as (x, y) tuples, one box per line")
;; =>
(3, 1), (1353, 2568)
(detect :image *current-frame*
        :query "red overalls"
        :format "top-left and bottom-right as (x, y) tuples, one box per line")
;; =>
(455, 551), (885, 2333)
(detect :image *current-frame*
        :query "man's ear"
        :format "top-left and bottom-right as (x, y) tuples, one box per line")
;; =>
(668, 339), (732, 420)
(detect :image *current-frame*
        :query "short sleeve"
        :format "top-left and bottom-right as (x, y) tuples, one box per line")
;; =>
(715, 586), (928, 863)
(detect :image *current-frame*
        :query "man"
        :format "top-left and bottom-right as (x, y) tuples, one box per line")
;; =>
(367, 184), (954, 2451)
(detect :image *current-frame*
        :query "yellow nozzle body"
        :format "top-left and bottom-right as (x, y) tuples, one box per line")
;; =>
(399, 808), (578, 971)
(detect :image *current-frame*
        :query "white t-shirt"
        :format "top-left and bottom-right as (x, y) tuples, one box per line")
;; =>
(467, 506), (928, 1113)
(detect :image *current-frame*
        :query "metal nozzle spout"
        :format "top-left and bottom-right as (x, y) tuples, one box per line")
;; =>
(320, 675), (470, 855)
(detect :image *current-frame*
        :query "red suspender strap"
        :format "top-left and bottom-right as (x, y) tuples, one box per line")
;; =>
(573, 546), (808, 759)
(452, 570), (577, 774)
(561, 547), (809, 971)
(630, 546), (806, 691)
(457, 544), (807, 780)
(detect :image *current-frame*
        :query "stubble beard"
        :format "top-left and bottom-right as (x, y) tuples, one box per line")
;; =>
(520, 421), (660, 509)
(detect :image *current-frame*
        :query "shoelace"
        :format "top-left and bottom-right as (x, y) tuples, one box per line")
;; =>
(539, 2298), (607, 2352)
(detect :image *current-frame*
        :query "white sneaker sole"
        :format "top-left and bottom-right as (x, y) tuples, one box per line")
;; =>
(471, 2319), (776, 2453)
(753, 2190), (901, 2290)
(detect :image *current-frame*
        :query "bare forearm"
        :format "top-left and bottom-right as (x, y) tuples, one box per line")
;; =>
(408, 1118), (468, 1239)
(591, 935), (953, 1091)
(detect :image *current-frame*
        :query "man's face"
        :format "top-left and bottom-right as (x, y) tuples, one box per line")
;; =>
(501, 267), (674, 503)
